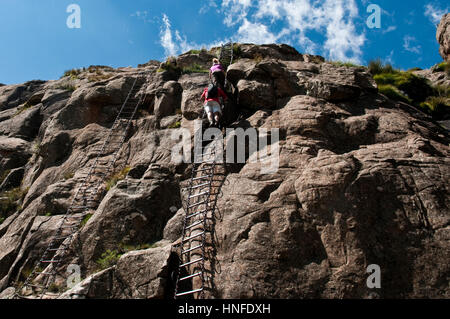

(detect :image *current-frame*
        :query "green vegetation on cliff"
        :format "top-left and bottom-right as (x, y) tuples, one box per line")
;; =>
(369, 59), (449, 119)
(0, 187), (28, 224)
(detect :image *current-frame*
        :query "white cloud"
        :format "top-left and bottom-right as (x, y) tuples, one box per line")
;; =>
(384, 50), (395, 65)
(199, 0), (218, 14)
(237, 19), (278, 43)
(159, 0), (367, 63)
(403, 35), (421, 54)
(131, 10), (151, 23)
(222, 0), (253, 26)
(322, 0), (365, 63)
(424, 3), (448, 25)
(221, 0), (366, 63)
(382, 26), (397, 34)
(160, 14), (177, 57)
(159, 14), (227, 58)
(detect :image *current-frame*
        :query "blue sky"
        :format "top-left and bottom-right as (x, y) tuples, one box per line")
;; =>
(0, 0), (448, 85)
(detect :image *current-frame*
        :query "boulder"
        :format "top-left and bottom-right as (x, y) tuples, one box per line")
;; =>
(0, 287), (15, 299)
(79, 166), (181, 271)
(237, 43), (304, 61)
(163, 208), (185, 242)
(0, 81), (45, 111)
(59, 267), (115, 299)
(112, 244), (173, 299)
(437, 13), (450, 61)
(176, 50), (216, 70)
(180, 73), (209, 120)
(299, 63), (377, 102)
(0, 108), (18, 123)
(0, 202), (38, 288)
(1, 213), (82, 289)
(0, 136), (31, 172)
(236, 79), (275, 110)
(154, 81), (182, 118)
(38, 131), (73, 167)
(0, 104), (42, 140)
(413, 68), (449, 88)
(55, 76), (140, 130)
(40, 89), (72, 120)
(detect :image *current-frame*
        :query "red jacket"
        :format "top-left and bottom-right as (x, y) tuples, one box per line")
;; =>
(201, 87), (227, 104)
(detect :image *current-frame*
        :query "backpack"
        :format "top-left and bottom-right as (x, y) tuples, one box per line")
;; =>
(207, 84), (218, 99)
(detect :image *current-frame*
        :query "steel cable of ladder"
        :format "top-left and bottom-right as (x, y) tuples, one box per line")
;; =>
(15, 73), (151, 299)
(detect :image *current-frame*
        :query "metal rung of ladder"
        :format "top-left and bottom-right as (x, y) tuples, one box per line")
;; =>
(60, 225), (78, 229)
(194, 167), (214, 172)
(37, 271), (57, 276)
(182, 231), (205, 243)
(189, 191), (209, 199)
(48, 246), (67, 252)
(93, 172), (107, 177)
(26, 284), (46, 289)
(182, 244), (203, 255)
(187, 201), (208, 209)
(54, 235), (71, 240)
(176, 288), (203, 297)
(190, 182), (210, 190)
(185, 220), (204, 230)
(41, 260), (61, 263)
(179, 272), (202, 282)
(180, 257), (204, 268)
(192, 175), (212, 182)
(62, 215), (83, 221)
(186, 209), (208, 219)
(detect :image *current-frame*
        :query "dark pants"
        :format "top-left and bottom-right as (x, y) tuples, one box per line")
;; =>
(212, 71), (225, 89)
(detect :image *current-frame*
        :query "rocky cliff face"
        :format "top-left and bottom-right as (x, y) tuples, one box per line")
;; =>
(437, 14), (450, 61)
(0, 43), (449, 299)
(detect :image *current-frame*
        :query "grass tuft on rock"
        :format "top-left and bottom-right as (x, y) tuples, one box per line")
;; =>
(373, 71), (433, 103)
(420, 96), (450, 116)
(433, 61), (450, 75)
(62, 68), (83, 80)
(105, 167), (131, 191)
(378, 84), (412, 104)
(168, 121), (181, 129)
(80, 213), (93, 228)
(330, 61), (362, 68)
(95, 242), (159, 271)
(0, 187), (29, 224)
(157, 57), (181, 73)
(57, 83), (77, 92)
(368, 59), (397, 75)
(96, 249), (122, 270)
(370, 59), (449, 119)
(181, 63), (209, 74)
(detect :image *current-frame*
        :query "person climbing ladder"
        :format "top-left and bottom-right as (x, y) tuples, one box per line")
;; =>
(201, 83), (227, 128)
(209, 58), (226, 89)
